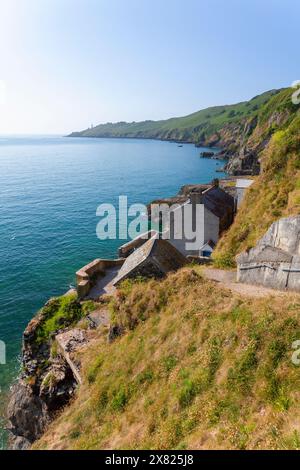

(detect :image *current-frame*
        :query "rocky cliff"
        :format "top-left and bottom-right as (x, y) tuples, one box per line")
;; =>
(213, 87), (300, 267)
(7, 293), (103, 449)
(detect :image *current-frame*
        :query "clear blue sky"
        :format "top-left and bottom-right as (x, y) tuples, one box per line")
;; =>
(0, 0), (298, 134)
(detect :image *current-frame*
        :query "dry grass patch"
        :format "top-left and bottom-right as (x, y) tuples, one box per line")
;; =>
(33, 269), (300, 450)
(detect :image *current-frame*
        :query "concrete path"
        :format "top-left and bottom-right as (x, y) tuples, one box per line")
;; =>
(202, 267), (293, 298)
(87, 266), (120, 299)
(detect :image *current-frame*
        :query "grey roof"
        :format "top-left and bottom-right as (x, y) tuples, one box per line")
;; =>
(113, 238), (186, 285)
(202, 186), (235, 220)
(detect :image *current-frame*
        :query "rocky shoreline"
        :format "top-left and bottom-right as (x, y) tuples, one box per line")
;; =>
(7, 296), (79, 449)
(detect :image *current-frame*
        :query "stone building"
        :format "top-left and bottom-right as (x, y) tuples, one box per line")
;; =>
(235, 178), (254, 208)
(166, 183), (235, 257)
(113, 238), (187, 286)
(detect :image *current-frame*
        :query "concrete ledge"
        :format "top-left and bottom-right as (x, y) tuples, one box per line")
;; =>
(76, 258), (124, 298)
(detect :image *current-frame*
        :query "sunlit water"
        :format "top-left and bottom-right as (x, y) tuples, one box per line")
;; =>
(0, 136), (225, 447)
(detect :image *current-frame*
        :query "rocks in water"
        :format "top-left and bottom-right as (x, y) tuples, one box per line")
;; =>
(237, 216), (300, 291)
(200, 151), (215, 158)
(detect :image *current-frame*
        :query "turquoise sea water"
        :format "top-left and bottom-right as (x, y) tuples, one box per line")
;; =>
(0, 136), (225, 446)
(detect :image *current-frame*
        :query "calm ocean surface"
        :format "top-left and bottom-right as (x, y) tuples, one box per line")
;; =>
(0, 136), (225, 446)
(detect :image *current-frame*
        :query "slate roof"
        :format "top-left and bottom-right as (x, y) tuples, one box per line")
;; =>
(113, 238), (186, 285)
(201, 186), (235, 221)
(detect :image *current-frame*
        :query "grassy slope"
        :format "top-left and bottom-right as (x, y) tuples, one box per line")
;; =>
(70, 90), (279, 143)
(213, 87), (300, 267)
(34, 269), (300, 450)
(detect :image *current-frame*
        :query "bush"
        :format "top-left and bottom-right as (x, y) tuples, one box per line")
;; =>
(111, 387), (129, 412)
(35, 293), (83, 344)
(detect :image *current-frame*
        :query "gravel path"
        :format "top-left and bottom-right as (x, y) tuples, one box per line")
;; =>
(202, 267), (292, 298)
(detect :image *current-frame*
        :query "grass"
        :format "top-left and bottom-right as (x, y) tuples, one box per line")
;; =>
(34, 294), (95, 345)
(70, 90), (280, 145)
(213, 88), (300, 267)
(33, 268), (300, 450)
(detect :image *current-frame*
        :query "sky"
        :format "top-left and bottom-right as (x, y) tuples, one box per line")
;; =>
(0, 0), (299, 135)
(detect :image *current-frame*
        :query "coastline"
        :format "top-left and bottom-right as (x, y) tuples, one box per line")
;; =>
(5, 168), (234, 449)
(1, 139), (227, 450)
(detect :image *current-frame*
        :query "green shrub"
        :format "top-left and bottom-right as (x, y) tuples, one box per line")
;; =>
(35, 293), (83, 344)
(111, 387), (129, 412)
(178, 379), (199, 408)
(162, 355), (178, 373)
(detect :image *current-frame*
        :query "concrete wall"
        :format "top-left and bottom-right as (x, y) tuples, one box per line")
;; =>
(236, 187), (245, 208)
(76, 258), (124, 298)
(168, 203), (205, 257)
(168, 204), (219, 257)
(204, 206), (219, 245)
(237, 216), (300, 292)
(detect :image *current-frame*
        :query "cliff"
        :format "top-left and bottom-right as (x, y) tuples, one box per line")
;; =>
(213, 87), (300, 266)
(8, 86), (300, 450)
(7, 292), (102, 449)
(68, 89), (281, 176)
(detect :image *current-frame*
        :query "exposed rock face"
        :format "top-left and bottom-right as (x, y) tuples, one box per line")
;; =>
(7, 382), (49, 449)
(7, 299), (79, 449)
(237, 216), (300, 291)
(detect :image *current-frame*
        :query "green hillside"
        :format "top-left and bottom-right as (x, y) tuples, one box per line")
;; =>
(69, 90), (280, 144)
(214, 87), (300, 266)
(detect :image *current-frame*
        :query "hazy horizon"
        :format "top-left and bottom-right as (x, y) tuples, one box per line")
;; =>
(0, 0), (298, 135)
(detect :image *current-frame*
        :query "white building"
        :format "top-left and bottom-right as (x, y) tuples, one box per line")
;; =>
(236, 179), (254, 208)
(166, 185), (235, 258)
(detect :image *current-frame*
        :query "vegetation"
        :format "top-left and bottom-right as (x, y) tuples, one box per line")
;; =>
(213, 87), (300, 267)
(35, 294), (95, 344)
(31, 87), (300, 451)
(34, 268), (300, 450)
(69, 90), (280, 144)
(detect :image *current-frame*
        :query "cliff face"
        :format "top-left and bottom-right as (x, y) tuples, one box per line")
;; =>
(213, 87), (300, 266)
(7, 293), (97, 449)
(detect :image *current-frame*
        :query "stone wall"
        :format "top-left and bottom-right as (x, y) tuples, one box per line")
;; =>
(76, 258), (124, 298)
(237, 216), (300, 292)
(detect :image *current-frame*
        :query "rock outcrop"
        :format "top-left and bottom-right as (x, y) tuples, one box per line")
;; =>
(6, 296), (93, 449)
(237, 216), (300, 291)
(7, 382), (49, 449)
